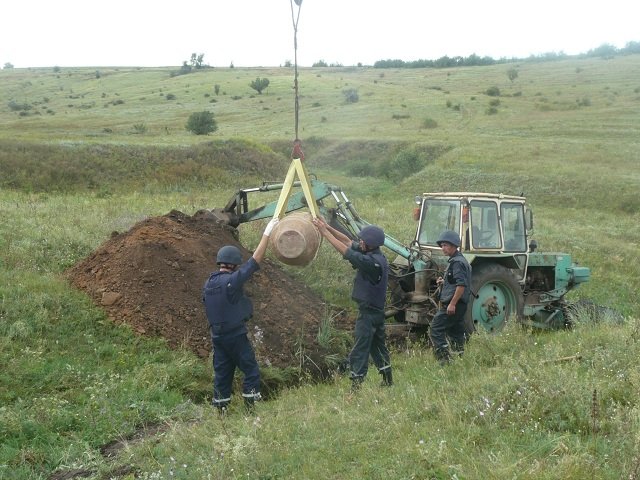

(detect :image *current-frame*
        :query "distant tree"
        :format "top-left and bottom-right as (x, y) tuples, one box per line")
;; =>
(190, 53), (206, 69)
(3, 62), (14, 69)
(313, 60), (328, 67)
(249, 77), (270, 94)
(53, 66), (61, 73)
(95, 70), (101, 79)
(588, 43), (617, 59)
(230, 62), (234, 68)
(623, 41), (640, 54)
(186, 111), (217, 135)
(214, 84), (220, 95)
(284, 60), (292, 67)
(507, 68), (518, 83)
(486, 86), (501, 97)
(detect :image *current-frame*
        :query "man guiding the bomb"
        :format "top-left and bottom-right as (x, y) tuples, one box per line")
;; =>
(203, 217), (279, 414)
(313, 217), (392, 391)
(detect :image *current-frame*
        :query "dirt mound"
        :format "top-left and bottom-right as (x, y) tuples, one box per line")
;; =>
(67, 210), (349, 372)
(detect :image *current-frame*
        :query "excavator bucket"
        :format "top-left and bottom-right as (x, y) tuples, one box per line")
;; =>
(208, 208), (240, 227)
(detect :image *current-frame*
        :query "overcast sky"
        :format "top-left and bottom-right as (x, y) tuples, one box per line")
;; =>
(1, 0), (638, 69)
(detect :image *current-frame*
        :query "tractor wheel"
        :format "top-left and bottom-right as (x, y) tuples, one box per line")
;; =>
(465, 264), (524, 334)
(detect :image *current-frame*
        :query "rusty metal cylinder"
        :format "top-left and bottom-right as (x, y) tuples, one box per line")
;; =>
(269, 212), (321, 266)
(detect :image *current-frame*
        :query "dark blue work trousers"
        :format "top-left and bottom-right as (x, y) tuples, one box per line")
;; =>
(349, 306), (391, 379)
(212, 333), (260, 406)
(429, 302), (468, 361)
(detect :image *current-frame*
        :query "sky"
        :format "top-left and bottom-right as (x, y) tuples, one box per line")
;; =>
(1, 0), (638, 69)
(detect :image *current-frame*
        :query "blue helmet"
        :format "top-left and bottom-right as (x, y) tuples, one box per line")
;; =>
(216, 245), (242, 265)
(437, 230), (461, 248)
(358, 225), (385, 248)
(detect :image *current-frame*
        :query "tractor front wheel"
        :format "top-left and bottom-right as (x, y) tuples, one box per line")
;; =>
(464, 264), (524, 334)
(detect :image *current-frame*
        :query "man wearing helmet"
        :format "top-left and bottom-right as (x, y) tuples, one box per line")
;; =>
(313, 217), (392, 390)
(203, 217), (279, 413)
(431, 230), (472, 364)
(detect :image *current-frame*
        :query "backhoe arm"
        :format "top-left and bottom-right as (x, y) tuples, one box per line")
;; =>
(210, 179), (413, 261)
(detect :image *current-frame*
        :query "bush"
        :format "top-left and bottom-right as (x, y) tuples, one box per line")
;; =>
(132, 124), (147, 134)
(486, 86), (501, 97)
(249, 77), (270, 94)
(422, 117), (438, 129)
(343, 88), (359, 103)
(8, 101), (32, 112)
(386, 148), (422, 180)
(185, 111), (217, 135)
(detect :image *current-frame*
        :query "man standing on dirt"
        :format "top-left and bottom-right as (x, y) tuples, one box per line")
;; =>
(312, 217), (392, 391)
(430, 230), (472, 364)
(203, 217), (278, 414)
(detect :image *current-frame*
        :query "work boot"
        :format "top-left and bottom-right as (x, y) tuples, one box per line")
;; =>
(451, 341), (465, 359)
(243, 392), (261, 414)
(350, 376), (364, 393)
(244, 396), (255, 414)
(336, 358), (349, 375)
(213, 400), (229, 417)
(434, 348), (451, 366)
(380, 368), (393, 386)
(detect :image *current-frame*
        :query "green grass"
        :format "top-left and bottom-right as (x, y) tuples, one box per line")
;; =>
(1, 55), (639, 478)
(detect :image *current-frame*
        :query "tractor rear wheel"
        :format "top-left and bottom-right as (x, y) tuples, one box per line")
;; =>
(464, 264), (524, 334)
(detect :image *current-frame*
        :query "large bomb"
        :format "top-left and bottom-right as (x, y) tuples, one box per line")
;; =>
(269, 212), (321, 266)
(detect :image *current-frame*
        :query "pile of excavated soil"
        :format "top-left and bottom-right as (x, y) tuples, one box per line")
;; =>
(67, 210), (350, 373)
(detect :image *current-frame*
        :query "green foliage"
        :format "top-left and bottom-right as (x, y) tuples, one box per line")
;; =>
(190, 53), (206, 69)
(132, 123), (147, 134)
(249, 77), (270, 94)
(0, 270), (210, 478)
(421, 117), (438, 129)
(486, 86), (501, 96)
(0, 57), (639, 478)
(342, 87), (359, 103)
(0, 140), (287, 192)
(386, 147), (424, 180)
(313, 59), (328, 67)
(185, 111), (217, 135)
(507, 67), (519, 82)
(7, 100), (32, 112)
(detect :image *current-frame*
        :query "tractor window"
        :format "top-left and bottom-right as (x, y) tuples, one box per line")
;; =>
(501, 203), (527, 252)
(418, 199), (461, 246)
(470, 200), (501, 248)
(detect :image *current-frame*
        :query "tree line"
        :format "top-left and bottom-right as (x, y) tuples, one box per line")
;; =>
(372, 41), (640, 69)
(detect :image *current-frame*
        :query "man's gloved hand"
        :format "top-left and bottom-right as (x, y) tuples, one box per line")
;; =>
(264, 217), (280, 237)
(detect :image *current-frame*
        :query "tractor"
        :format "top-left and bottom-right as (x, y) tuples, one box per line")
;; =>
(209, 179), (590, 333)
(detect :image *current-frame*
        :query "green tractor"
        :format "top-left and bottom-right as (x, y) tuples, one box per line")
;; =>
(210, 182), (590, 333)
(388, 192), (591, 333)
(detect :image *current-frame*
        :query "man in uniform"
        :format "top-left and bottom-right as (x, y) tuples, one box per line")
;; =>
(313, 217), (392, 390)
(430, 230), (472, 364)
(203, 218), (278, 413)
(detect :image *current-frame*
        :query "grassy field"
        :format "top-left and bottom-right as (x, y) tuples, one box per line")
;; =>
(1, 55), (639, 479)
